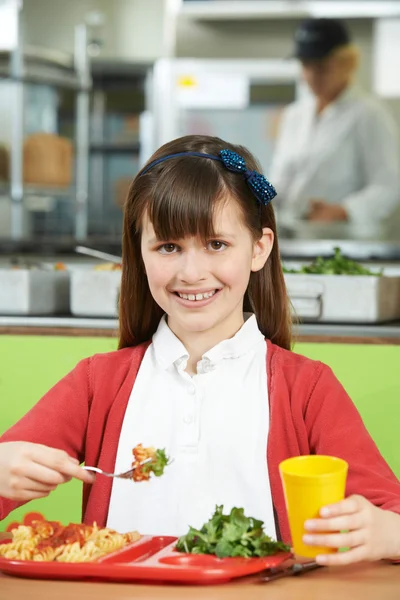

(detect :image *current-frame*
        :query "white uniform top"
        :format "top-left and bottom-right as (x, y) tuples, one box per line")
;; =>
(107, 314), (276, 539)
(270, 86), (400, 228)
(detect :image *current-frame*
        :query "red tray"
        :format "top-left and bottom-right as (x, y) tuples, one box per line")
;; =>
(0, 534), (292, 584)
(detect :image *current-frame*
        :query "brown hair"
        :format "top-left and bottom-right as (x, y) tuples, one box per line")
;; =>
(119, 135), (292, 350)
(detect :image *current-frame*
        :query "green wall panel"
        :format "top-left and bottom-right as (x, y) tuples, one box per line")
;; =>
(0, 335), (399, 529)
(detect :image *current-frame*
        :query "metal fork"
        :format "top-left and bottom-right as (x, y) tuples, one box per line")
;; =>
(82, 458), (153, 479)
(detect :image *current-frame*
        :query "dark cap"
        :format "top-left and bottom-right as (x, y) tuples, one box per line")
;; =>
(293, 18), (351, 60)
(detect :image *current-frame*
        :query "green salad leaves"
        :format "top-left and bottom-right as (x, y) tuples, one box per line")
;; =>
(142, 449), (170, 477)
(176, 506), (290, 558)
(283, 247), (380, 276)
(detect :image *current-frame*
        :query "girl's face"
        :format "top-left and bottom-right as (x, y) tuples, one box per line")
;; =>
(141, 197), (273, 344)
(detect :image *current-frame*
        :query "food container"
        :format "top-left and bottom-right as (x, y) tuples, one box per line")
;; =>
(70, 269), (121, 317)
(0, 269), (70, 315)
(284, 274), (400, 323)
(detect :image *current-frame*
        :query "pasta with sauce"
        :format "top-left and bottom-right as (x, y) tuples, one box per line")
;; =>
(0, 519), (140, 562)
(131, 443), (170, 481)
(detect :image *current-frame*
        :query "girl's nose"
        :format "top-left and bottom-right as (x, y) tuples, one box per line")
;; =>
(178, 249), (207, 284)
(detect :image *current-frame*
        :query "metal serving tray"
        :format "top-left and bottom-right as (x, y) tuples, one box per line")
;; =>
(0, 269), (70, 315)
(70, 270), (121, 317)
(284, 274), (400, 323)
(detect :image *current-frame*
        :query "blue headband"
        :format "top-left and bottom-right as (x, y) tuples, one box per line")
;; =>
(140, 149), (277, 206)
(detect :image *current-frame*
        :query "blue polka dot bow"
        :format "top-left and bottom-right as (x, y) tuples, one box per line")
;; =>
(219, 149), (277, 206)
(140, 147), (277, 207)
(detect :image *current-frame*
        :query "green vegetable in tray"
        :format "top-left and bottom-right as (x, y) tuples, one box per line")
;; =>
(176, 505), (290, 558)
(283, 247), (381, 276)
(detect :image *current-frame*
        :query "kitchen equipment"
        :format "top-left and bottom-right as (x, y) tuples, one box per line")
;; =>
(82, 457), (152, 479)
(70, 269), (121, 317)
(0, 268), (70, 315)
(75, 245), (121, 263)
(285, 273), (400, 323)
(70, 246), (122, 317)
(0, 534), (291, 584)
(23, 133), (73, 187)
(0, 145), (8, 181)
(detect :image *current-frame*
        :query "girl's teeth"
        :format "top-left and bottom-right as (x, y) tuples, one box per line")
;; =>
(178, 290), (216, 301)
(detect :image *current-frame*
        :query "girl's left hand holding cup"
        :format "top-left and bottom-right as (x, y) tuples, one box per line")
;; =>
(303, 494), (400, 565)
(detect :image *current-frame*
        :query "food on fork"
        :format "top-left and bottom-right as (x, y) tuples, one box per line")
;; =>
(0, 519), (140, 562)
(176, 505), (290, 558)
(131, 443), (170, 482)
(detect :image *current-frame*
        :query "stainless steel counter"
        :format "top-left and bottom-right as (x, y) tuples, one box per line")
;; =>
(0, 316), (118, 330)
(1, 315), (400, 343)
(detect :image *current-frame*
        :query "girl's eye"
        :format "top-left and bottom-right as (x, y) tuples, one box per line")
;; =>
(208, 240), (227, 251)
(158, 243), (178, 254)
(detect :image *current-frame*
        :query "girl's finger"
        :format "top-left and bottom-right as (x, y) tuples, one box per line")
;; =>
(14, 489), (52, 502)
(28, 446), (95, 484)
(10, 476), (58, 494)
(316, 545), (367, 566)
(319, 495), (365, 518)
(303, 528), (366, 550)
(305, 512), (365, 533)
(15, 463), (71, 487)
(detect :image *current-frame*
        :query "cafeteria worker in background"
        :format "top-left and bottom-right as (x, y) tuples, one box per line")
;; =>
(270, 18), (400, 230)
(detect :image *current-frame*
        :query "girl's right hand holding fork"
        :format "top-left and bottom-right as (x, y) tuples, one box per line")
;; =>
(0, 441), (95, 502)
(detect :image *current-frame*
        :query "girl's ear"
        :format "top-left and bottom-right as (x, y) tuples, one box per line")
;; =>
(251, 227), (274, 272)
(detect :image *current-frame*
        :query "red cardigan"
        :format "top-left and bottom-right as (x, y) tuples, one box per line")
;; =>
(1, 340), (400, 542)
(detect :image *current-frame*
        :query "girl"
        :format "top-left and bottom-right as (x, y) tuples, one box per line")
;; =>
(1, 135), (400, 566)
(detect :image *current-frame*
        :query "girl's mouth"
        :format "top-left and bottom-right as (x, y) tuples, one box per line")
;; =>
(176, 290), (216, 301)
(173, 288), (222, 306)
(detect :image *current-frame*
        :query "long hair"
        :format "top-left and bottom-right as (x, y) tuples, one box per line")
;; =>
(331, 44), (360, 77)
(119, 135), (292, 350)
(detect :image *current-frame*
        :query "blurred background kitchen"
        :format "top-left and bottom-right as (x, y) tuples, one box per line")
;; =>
(2, 0), (400, 246)
(1, 0), (400, 321)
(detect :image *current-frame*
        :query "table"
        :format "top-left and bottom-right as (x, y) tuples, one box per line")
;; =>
(1, 562), (400, 600)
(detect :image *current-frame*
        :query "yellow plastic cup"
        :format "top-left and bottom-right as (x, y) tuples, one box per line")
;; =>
(279, 455), (348, 558)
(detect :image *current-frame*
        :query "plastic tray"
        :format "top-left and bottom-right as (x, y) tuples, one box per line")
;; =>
(0, 534), (291, 584)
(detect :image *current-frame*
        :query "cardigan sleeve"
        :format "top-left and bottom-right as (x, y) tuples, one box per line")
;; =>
(0, 357), (91, 521)
(304, 363), (400, 514)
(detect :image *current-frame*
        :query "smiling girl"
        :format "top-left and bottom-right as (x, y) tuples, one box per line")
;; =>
(1, 135), (400, 565)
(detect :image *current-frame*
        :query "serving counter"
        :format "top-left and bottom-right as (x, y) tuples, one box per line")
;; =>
(1, 315), (400, 344)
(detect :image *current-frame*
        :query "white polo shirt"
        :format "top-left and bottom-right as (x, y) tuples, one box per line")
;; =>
(107, 314), (276, 539)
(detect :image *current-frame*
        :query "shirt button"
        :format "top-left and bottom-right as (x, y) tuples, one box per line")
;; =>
(183, 414), (194, 424)
(188, 386), (196, 395)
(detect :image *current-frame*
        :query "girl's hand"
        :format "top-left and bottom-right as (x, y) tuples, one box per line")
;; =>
(303, 494), (400, 565)
(0, 441), (95, 502)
